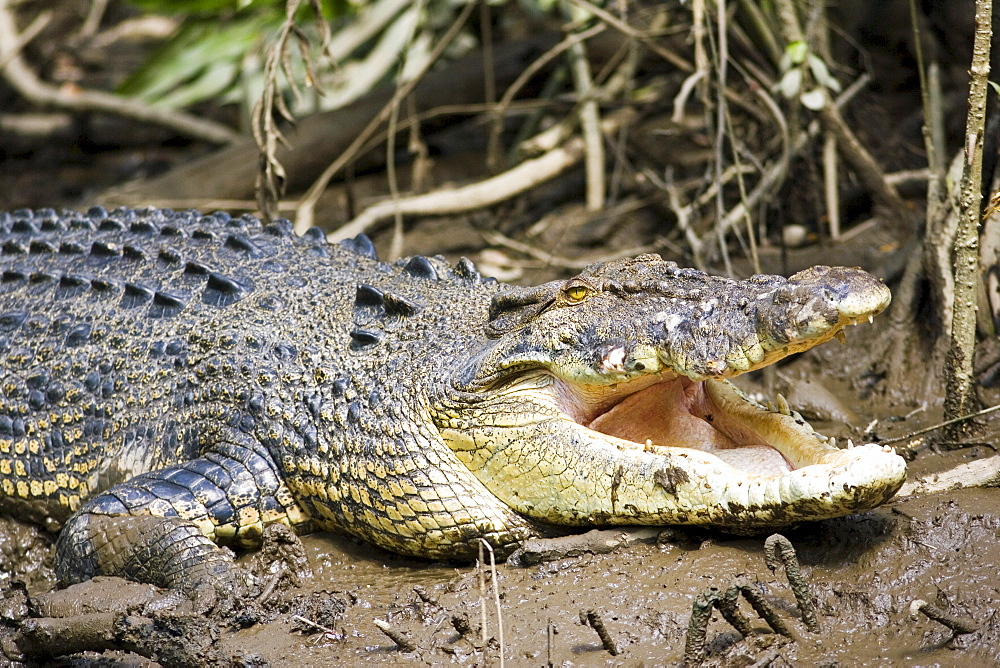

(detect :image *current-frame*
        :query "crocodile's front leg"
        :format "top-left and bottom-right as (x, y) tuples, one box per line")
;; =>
(55, 437), (312, 606)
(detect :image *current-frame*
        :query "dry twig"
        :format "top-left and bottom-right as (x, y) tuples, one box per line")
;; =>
(489, 22), (606, 167)
(480, 539), (505, 668)
(295, 1), (477, 232)
(328, 107), (636, 241)
(561, 1), (605, 212)
(880, 403), (1000, 446)
(567, 0), (691, 71)
(253, 0), (330, 221)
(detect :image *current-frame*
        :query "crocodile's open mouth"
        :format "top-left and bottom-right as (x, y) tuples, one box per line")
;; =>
(443, 280), (905, 528)
(555, 374), (841, 476)
(443, 365), (906, 529)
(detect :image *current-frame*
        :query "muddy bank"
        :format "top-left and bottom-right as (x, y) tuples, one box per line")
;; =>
(2, 480), (998, 665)
(264, 488), (1000, 665)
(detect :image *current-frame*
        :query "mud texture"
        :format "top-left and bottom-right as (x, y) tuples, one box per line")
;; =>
(1, 478), (998, 665)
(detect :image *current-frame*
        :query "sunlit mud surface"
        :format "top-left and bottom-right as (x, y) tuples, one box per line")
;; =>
(236, 487), (1000, 666)
(2, 469), (998, 666)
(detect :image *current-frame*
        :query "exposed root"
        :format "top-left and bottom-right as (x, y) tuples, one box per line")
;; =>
(451, 613), (476, 640)
(372, 618), (417, 652)
(682, 534), (826, 664)
(581, 609), (619, 656)
(909, 599), (979, 635)
(764, 534), (820, 632)
(682, 587), (717, 667)
(731, 576), (797, 639)
(714, 584), (754, 638)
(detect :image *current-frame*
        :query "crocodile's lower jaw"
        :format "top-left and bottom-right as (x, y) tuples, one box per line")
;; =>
(566, 374), (907, 526)
(443, 373), (907, 530)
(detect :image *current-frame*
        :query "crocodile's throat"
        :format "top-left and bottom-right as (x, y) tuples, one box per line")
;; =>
(565, 376), (795, 475)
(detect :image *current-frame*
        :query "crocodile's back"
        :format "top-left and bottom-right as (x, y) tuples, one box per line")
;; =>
(0, 207), (361, 526)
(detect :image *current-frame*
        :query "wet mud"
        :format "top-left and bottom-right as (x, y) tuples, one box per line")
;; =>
(2, 471), (999, 665)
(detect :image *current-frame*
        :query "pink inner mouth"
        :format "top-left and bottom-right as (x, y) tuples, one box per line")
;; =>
(555, 376), (794, 475)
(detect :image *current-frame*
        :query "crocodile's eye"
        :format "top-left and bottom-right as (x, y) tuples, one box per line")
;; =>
(565, 284), (590, 303)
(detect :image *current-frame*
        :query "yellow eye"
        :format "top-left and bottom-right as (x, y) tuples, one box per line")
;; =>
(565, 285), (590, 302)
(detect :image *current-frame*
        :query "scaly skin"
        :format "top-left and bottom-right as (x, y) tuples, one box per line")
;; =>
(0, 207), (905, 596)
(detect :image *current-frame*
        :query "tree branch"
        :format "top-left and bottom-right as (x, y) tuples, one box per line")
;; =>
(945, 0), (992, 430)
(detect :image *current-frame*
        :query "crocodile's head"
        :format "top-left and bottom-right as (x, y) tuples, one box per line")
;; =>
(438, 254), (904, 532)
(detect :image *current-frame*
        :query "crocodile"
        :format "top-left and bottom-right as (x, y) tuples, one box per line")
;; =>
(0, 206), (906, 596)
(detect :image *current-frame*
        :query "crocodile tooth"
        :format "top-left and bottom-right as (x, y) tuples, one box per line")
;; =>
(847, 438), (855, 449)
(765, 400), (776, 412)
(828, 436), (837, 446)
(835, 329), (847, 344)
(868, 314), (874, 324)
(644, 439), (655, 452)
(775, 393), (790, 415)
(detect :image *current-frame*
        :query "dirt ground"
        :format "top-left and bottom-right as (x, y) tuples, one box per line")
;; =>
(3, 478), (1000, 666)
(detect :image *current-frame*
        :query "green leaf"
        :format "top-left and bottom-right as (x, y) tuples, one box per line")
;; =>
(153, 61), (242, 108)
(785, 40), (808, 66)
(118, 15), (273, 106)
(127, 0), (263, 14)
